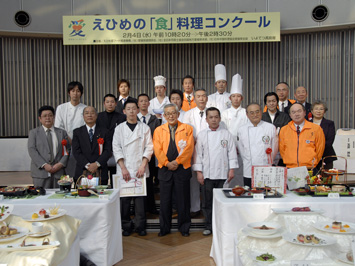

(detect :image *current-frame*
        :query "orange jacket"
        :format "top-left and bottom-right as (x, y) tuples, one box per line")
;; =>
(153, 121), (194, 169)
(181, 93), (196, 112)
(279, 120), (325, 168)
(263, 99), (296, 112)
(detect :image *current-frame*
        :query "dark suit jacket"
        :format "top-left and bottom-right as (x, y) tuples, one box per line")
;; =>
(262, 110), (291, 131)
(96, 111), (126, 138)
(115, 96), (136, 114)
(72, 125), (112, 181)
(283, 99), (294, 115)
(318, 118), (337, 165)
(305, 102), (312, 121)
(28, 126), (70, 179)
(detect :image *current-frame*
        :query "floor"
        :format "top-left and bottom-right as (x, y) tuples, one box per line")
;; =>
(0, 171), (216, 266)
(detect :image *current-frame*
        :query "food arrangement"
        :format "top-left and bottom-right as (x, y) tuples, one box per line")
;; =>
(315, 221), (355, 234)
(26, 206), (66, 222)
(256, 253), (276, 262)
(296, 234), (321, 244)
(347, 251), (354, 262)
(0, 222), (18, 239)
(292, 207), (311, 212)
(224, 186), (281, 198)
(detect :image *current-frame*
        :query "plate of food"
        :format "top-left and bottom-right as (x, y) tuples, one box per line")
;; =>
(250, 251), (277, 263)
(282, 232), (336, 246)
(292, 188), (310, 195)
(338, 251), (353, 265)
(241, 227), (283, 239)
(23, 206), (66, 222)
(247, 222), (282, 236)
(272, 207), (324, 214)
(0, 205), (13, 221)
(0, 223), (29, 243)
(313, 221), (355, 234)
(0, 238), (60, 251)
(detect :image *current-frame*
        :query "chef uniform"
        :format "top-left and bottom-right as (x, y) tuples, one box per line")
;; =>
(207, 64), (231, 113)
(221, 74), (248, 186)
(148, 75), (170, 124)
(192, 126), (238, 232)
(183, 105), (208, 214)
(237, 120), (278, 186)
(55, 101), (87, 177)
(112, 121), (154, 233)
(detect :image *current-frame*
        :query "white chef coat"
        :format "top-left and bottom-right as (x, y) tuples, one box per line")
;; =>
(112, 121), (153, 178)
(207, 91), (231, 113)
(183, 107), (208, 139)
(54, 102), (86, 139)
(178, 109), (186, 123)
(221, 106), (249, 144)
(193, 127), (238, 179)
(237, 120), (278, 178)
(148, 96), (170, 114)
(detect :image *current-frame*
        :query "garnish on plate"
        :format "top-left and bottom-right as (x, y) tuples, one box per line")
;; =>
(256, 253), (276, 261)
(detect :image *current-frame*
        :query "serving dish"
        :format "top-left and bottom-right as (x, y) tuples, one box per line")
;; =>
(23, 209), (67, 222)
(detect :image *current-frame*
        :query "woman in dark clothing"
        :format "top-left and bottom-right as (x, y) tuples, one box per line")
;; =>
(311, 100), (337, 169)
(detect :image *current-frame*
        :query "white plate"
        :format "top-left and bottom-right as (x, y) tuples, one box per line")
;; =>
(338, 252), (353, 265)
(0, 240), (60, 251)
(272, 208), (324, 214)
(242, 227), (283, 239)
(0, 205), (14, 221)
(282, 232), (337, 246)
(0, 226), (29, 243)
(313, 221), (355, 234)
(250, 251), (278, 263)
(27, 229), (51, 238)
(23, 209), (67, 222)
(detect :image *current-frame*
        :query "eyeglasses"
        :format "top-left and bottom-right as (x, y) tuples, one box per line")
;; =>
(164, 112), (177, 117)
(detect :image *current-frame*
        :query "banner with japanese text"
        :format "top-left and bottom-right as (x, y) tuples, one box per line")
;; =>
(63, 13), (280, 45)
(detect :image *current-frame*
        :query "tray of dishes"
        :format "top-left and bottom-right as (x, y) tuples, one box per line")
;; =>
(223, 187), (283, 198)
(306, 184), (353, 197)
(0, 186), (45, 197)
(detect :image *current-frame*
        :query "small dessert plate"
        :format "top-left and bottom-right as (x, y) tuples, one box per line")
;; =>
(27, 229), (51, 238)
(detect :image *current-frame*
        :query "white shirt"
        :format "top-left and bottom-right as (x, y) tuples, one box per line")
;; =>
(85, 124), (96, 135)
(178, 109), (186, 122)
(54, 102), (86, 139)
(207, 91), (231, 113)
(183, 107), (208, 139)
(112, 121), (153, 180)
(268, 111), (276, 123)
(148, 96), (170, 114)
(42, 125), (58, 156)
(138, 113), (151, 124)
(237, 120), (278, 178)
(279, 100), (289, 111)
(221, 106), (249, 144)
(294, 121), (305, 132)
(193, 127), (239, 180)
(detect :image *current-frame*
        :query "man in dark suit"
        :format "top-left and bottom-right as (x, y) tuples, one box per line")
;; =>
(72, 106), (112, 185)
(97, 94), (126, 186)
(115, 79), (136, 114)
(295, 86), (312, 121)
(28, 106), (70, 188)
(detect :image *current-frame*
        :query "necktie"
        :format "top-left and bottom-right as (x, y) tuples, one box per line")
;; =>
(200, 111), (204, 118)
(281, 102), (284, 112)
(170, 127), (175, 141)
(122, 98), (126, 104)
(142, 116), (146, 124)
(89, 128), (94, 142)
(46, 129), (54, 164)
(187, 95), (191, 104)
(297, 126), (300, 136)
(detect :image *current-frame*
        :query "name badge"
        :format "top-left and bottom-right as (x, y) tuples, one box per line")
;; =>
(253, 194), (264, 200)
(0, 195), (4, 201)
(291, 261), (311, 266)
(328, 193), (340, 199)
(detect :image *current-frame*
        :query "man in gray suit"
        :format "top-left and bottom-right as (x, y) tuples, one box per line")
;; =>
(28, 106), (70, 188)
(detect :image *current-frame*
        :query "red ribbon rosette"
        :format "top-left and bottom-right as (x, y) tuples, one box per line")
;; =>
(61, 139), (69, 155)
(265, 148), (273, 164)
(87, 174), (93, 180)
(97, 138), (104, 155)
(308, 112), (313, 121)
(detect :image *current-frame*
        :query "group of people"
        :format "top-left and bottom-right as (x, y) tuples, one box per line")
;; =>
(27, 63), (336, 238)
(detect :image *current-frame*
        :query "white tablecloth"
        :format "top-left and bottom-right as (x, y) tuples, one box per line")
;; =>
(4, 189), (122, 266)
(59, 236), (80, 266)
(211, 189), (355, 266)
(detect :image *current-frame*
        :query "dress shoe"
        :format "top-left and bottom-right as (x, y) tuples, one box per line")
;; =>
(158, 231), (170, 237)
(138, 230), (147, 236)
(181, 232), (190, 237)
(122, 230), (131, 237)
(190, 210), (200, 218)
(203, 229), (212, 236)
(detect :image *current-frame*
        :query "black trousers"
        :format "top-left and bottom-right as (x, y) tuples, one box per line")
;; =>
(159, 168), (191, 234)
(145, 159), (157, 212)
(201, 179), (225, 231)
(243, 177), (251, 187)
(120, 196), (146, 232)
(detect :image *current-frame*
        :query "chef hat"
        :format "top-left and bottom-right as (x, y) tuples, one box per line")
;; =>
(154, 75), (166, 87)
(230, 74), (243, 95)
(215, 64), (227, 82)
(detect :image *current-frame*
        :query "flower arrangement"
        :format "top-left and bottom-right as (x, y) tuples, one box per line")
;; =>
(58, 175), (73, 185)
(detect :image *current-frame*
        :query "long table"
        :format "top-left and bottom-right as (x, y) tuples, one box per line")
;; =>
(211, 189), (355, 266)
(4, 189), (122, 266)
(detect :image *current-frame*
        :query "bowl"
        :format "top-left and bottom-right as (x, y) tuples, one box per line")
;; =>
(250, 189), (264, 194)
(152, 109), (164, 115)
(232, 186), (245, 196)
(247, 222), (281, 235)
